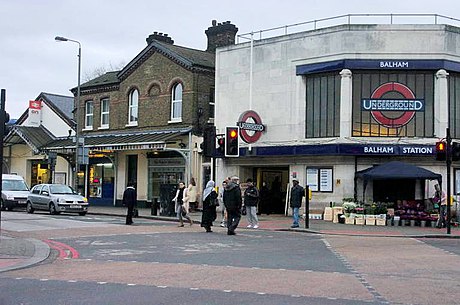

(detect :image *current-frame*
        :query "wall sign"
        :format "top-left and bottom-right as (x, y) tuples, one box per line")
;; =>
(237, 110), (265, 143)
(28, 100), (41, 127)
(362, 82), (424, 128)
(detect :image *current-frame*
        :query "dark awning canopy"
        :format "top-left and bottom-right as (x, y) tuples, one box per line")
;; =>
(355, 161), (442, 182)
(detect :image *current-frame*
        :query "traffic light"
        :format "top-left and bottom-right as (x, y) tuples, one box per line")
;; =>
(217, 137), (225, 154)
(435, 141), (446, 161)
(0, 110), (9, 137)
(452, 142), (460, 161)
(201, 126), (216, 157)
(225, 126), (239, 157)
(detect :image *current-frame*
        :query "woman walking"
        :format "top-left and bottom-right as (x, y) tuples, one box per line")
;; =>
(172, 182), (193, 227)
(186, 177), (198, 212)
(201, 180), (218, 232)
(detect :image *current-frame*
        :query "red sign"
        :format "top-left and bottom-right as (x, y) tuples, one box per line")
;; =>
(29, 100), (41, 110)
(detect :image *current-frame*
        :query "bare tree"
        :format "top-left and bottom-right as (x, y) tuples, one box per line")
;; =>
(83, 61), (126, 82)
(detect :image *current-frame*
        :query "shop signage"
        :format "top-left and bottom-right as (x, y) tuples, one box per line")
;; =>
(362, 82), (424, 128)
(362, 145), (433, 155)
(237, 110), (265, 143)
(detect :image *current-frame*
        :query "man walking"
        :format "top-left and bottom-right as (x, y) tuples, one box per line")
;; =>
(244, 178), (259, 229)
(289, 178), (304, 228)
(123, 181), (137, 225)
(223, 176), (242, 235)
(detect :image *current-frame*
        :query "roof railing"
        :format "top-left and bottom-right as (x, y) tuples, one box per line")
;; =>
(237, 13), (460, 43)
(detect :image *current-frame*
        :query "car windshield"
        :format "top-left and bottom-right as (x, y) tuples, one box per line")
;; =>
(2, 180), (29, 191)
(49, 185), (74, 195)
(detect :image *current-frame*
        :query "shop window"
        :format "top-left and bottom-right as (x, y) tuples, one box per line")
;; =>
(100, 98), (109, 128)
(306, 167), (333, 192)
(128, 89), (139, 126)
(85, 100), (93, 130)
(455, 169), (460, 196)
(170, 83), (182, 122)
(127, 155), (138, 185)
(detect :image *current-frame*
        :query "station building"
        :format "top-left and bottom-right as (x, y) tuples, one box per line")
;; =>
(214, 16), (460, 212)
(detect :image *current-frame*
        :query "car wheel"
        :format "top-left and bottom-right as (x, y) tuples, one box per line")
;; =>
(26, 201), (34, 214)
(49, 203), (59, 215)
(78, 212), (87, 216)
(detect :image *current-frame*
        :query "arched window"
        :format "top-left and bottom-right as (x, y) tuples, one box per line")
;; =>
(171, 83), (182, 121)
(85, 100), (93, 129)
(128, 89), (139, 125)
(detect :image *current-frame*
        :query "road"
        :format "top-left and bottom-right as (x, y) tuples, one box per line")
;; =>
(1, 211), (460, 305)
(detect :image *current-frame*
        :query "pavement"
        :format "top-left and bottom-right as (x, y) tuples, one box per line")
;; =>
(1, 205), (459, 274)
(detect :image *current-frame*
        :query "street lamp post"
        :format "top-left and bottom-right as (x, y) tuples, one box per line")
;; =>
(55, 36), (81, 191)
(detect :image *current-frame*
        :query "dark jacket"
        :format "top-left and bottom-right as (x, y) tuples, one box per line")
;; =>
(201, 190), (218, 226)
(289, 184), (304, 208)
(223, 182), (242, 211)
(122, 186), (137, 208)
(244, 185), (259, 206)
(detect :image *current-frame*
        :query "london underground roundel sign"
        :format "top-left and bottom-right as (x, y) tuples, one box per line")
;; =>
(363, 82), (423, 128)
(237, 110), (265, 143)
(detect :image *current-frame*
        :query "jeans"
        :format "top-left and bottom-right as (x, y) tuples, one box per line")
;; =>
(246, 206), (259, 226)
(292, 207), (300, 226)
(227, 208), (241, 232)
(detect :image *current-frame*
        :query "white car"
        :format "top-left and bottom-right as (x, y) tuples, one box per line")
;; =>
(27, 184), (89, 216)
(1, 174), (30, 211)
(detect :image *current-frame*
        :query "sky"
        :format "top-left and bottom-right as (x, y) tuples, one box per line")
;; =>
(1, 0), (460, 118)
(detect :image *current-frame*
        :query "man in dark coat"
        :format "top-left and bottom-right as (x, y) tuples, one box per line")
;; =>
(223, 176), (242, 235)
(123, 181), (137, 225)
(289, 178), (304, 228)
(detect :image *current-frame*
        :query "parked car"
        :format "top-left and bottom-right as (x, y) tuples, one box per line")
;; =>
(1, 174), (30, 211)
(27, 184), (88, 216)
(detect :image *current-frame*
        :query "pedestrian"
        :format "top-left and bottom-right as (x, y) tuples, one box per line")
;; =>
(433, 184), (447, 228)
(289, 178), (304, 228)
(259, 181), (270, 215)
(219, 180), (228, 227)
(186, 177), (198, 212)
(244, 178), (260, 229)
(122, 181), (137, 225)
(172, 181), (193, 227)
(201, 180), (218, 232)
(223, 176), (242, 235)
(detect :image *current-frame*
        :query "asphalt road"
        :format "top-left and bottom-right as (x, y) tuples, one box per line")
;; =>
(1, 212), (460, 305)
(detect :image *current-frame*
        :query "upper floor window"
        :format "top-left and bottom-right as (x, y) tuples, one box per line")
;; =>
(209, 88), (215, 120)
(171, 83), (182, 122)
(100, 98), (109, 128)
(128, 89), (139, 125)
(85, 100), (94, 130)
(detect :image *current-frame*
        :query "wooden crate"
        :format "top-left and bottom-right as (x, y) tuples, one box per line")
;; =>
(376, 219), (386, 226)
(345, 217), (355, 225)
(355, 217), (365, 225)
(365, 218), (376, 225)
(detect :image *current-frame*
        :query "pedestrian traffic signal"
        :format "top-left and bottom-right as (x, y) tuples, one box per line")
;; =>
(225, 126), (239, 157)
(435, 141), (446, 161)
(452, 142), (460, 161)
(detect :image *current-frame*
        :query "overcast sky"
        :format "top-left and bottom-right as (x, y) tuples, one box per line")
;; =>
(2, 0), (460, 118)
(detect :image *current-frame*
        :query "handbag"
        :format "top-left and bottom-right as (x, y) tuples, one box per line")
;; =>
(133, 208), (139, 218)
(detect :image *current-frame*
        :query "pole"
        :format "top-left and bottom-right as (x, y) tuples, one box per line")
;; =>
(0, 89), (5, 230)
(75, 43), (81, 192)
(446, 128), (452, 234)
(305, 185), (310, 228)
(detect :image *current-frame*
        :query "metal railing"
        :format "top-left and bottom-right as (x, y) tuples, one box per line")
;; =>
(237, 13), (460, 42)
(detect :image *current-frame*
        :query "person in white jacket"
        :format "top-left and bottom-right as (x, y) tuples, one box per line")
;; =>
(172, 182), (193, 227)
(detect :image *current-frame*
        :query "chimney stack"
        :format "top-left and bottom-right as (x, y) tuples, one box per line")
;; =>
(205, 20), (238, 52)
(146, 31), (174, 45)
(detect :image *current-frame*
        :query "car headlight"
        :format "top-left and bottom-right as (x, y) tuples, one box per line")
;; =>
(6, 195), (15, 200)
(83, 197), (88, 203)
(58, 198), (67, 203)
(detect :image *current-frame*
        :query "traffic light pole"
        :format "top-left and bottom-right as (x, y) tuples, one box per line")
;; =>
(446, 128), (452, 234)
(0, 89), (6, 231)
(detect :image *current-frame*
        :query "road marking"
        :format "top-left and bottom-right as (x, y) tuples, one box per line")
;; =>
(40, 279), (49, 281)
(97, 282), (107, 285)
(257, 292), (266, 295)
(68, 280), (77, 283)
(157, 286), (168, 288)
(291, 295), (301, 298)
(15, 278), (22, 280)
(223, 290), (232, 293)
(190, 288), (199, 290)
(127, 283), (136, 286)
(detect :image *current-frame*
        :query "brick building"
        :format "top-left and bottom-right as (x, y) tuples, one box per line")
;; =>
(22, 20), (238, 211)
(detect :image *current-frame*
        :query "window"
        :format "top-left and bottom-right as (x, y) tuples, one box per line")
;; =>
(100, 98), (109, 128)
(209, 88), (215, 120)
(85, 101), (94, 129)
(171, 83), (182, 121)
(128, 89), (139, 125)
(306, 167), (333, 192)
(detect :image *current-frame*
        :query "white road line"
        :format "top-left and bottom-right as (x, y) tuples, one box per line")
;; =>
(291, 295), (301, 298)
(67, 280), (77, 283)
(190, 288), (199, 290)
(97, 282), (107, 285)
(157, 286), (168, 288)
(127, 283), (136, 286)
(257, 292), (266, 295)
(223, 290), (232, 293)
(40, 279), (49, 281)
(15, 277), (22, 280)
